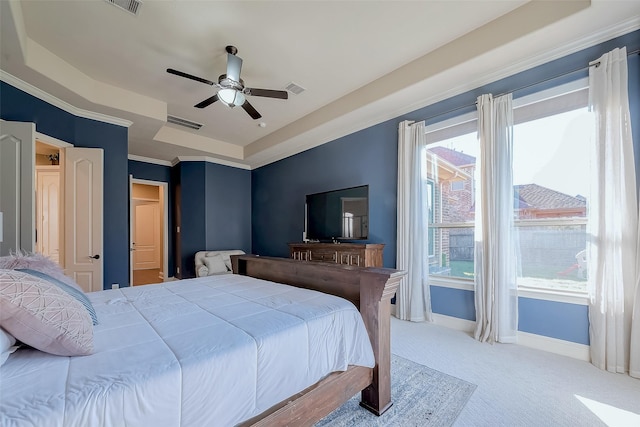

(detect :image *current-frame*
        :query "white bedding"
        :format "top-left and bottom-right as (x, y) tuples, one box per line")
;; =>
(0, 274), (375, 427)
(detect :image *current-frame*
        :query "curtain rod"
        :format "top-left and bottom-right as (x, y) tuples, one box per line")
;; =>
(422, 49), (639, 124)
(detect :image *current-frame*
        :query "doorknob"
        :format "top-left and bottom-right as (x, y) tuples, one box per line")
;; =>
(89, 254), (100, 260)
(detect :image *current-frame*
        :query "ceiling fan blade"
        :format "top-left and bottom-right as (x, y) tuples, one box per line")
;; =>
(242, 100), (262, 120)
(245, 88), (288, 99)
(226, 53), (243, 83)
(167, 68), (214, 86)
(194, 94), (219, 109)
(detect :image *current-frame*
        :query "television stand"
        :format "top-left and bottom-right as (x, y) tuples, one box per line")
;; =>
(288, 242), (384, 267)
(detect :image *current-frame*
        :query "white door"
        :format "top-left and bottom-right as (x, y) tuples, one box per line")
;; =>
(0, 121), (35, 255)
(133, 201), (160, 269)
(36, 167), (61, 263)
(64, 147), (103, 292)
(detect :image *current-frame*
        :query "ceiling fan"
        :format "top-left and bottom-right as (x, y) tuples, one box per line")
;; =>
(167, 45), (288, 120)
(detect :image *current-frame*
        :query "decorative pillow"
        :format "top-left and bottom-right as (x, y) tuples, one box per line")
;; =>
(197, 265), (209, 277)
(0, 327), (18, 366)
(0, 251), (84, 292)
(0, 269), (94, 357)
(17, 269), (98, 325)
(203, 254), (228, 275)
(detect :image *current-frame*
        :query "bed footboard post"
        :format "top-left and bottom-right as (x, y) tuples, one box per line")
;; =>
(358, 269), (403, 416)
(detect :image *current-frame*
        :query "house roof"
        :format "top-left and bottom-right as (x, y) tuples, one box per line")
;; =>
(428, 146), (476, 167)
(514, 184), (586, 210)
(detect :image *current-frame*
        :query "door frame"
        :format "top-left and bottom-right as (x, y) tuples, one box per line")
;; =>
(129, 177), (169, 285)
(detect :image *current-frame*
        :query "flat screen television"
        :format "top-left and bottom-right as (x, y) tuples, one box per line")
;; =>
(305, 185), (369, 241)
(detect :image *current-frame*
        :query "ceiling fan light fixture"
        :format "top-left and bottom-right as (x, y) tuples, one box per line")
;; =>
(218, 88), (245, 108)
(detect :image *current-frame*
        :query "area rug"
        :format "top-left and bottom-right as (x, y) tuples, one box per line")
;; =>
(315, 354), (476, 427)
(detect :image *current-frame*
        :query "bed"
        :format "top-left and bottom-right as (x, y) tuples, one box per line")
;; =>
(0, 255), (403, 426)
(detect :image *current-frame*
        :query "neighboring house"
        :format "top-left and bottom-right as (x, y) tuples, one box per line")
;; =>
(514, 184), (586, 219)
(426, 147), (587, 276)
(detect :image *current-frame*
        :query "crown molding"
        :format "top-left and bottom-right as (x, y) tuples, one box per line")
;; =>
(128, 154), (173, 167)
(0, 70), (133, 128)
(174, 156), (252, 170)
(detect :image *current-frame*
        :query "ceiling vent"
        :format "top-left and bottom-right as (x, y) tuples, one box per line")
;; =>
(104, 0), (142, 16)
(167, 115), (203, 130)
(285, 82), (306, 95)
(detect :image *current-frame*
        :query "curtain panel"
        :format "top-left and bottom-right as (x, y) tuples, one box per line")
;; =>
(396, 120), (432, 322)
(474, 93), (518, 344)
(587, 47), (639, 376)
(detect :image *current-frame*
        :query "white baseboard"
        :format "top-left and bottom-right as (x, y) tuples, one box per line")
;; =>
(517, 331), (590, 362)
(432, 313), (475, 333)
(427, 313), (590, 361)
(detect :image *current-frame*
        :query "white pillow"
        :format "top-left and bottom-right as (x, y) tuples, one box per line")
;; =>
(0, 269), (94, 356)
(197, 265), (209, 277)
(203, 254), (228, 275)
(0, 327), (18, 366)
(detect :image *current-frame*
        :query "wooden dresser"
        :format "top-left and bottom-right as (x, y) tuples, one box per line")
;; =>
(288, 242), (384, 267)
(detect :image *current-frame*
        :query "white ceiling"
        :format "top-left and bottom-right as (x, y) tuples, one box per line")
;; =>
(1, 1), (639, 169)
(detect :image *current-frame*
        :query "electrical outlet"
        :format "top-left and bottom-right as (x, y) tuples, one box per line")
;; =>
(111, 283), (119, 289)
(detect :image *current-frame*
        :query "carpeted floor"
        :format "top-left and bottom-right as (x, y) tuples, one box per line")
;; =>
(315, 354), (476, 427)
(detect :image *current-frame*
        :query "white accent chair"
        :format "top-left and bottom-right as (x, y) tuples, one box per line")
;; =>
(194, 250), (245, 277)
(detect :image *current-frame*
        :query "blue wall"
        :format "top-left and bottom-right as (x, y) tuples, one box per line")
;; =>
(128, 160), (175, 277)
(252, 123), (398, 266)
(177, 161), (251, 278)
(204, 162), (252, 254)
(431, 286), (475, 321)
(251, 30), (640, 345)
(1, 81), (129, 289)
(519, 298), (590, 345)
(179, 162), (207, 278)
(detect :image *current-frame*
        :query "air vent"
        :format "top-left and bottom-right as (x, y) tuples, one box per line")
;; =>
(167, 115), (203, 130)
(104, 0), (142, 16)
(285, 82), (306, 95)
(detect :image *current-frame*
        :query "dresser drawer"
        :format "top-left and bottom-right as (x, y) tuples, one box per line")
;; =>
(339, 252), (362, 266)
(309, 250), (338, 263)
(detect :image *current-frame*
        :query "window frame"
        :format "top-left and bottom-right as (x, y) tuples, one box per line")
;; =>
(422, 78), (590, 303)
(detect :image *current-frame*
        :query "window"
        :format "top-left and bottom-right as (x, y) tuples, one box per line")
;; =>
(424, 79), (592, 294)
(512, 83), (592, 293)
(425, 116), (477, 281)
(451, 181), (464, 191)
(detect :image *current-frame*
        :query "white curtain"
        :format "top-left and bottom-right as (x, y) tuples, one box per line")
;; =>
(632, 214), (640, 378)
(474, 94), (518, 344)
(587, 47), (639, 376)
(396, 120), (432, 322)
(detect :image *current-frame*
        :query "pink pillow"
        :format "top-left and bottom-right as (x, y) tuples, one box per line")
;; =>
(0, 269), (94, 356)
(0, 252), (84, 292)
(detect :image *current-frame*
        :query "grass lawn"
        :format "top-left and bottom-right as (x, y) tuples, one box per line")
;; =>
(449, 260), (474, 278)
(444, 260), (586, 292)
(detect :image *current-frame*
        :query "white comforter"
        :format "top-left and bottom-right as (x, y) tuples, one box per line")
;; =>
(0, 274), (374, 427)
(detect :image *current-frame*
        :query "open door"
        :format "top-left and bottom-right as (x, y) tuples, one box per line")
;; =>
(130, 179), (168, 285)
(0, 121), (35, 255)
(63, 147), (103, 292)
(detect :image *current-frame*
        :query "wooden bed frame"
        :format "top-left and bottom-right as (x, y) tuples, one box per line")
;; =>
(231, 254), (404, 427)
